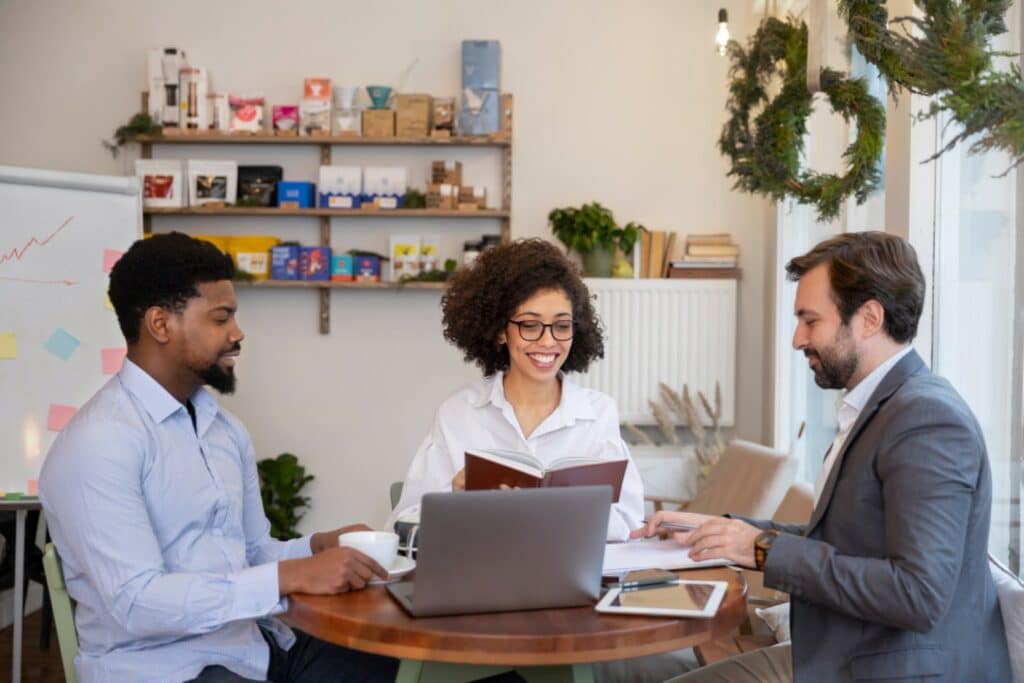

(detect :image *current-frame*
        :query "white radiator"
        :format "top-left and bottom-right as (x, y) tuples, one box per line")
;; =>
(572, 278), (737, 426)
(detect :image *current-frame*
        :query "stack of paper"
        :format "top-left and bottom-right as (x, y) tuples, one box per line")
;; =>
(603, 539), (731, 576)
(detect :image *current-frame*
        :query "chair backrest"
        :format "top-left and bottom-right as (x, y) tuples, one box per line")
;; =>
(43, 542), (78, 683)
(989, 553), (1023, 683)
(390, 481), (404, 510)
(771, 482), (814, 525)
(688, 439), (797, 519)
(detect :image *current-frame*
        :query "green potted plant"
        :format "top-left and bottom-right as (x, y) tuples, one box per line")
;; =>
(548, 202), (644, 277)
(258, 452), (314, 540)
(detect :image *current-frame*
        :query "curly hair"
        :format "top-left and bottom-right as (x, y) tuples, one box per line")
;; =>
(109, 232), (235, 344)
(442, 238), (604, 376)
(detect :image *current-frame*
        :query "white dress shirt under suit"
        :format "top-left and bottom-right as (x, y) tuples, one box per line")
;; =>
(388, 373), (646, 541)
(39, 360), (312, 683)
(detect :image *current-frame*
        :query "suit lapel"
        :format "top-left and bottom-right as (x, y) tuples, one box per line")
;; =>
(805, 350), (926, 534)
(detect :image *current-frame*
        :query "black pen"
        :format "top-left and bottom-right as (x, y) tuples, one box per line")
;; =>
(612, 577), (682, 592)
(643, 520), (698, 531)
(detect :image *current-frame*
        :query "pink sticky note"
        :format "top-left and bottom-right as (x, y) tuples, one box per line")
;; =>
(47, 404), (77, 431)
(101, 347), (127, 374)
(27, 480), (38, 496)
(102, 249), (123, 273)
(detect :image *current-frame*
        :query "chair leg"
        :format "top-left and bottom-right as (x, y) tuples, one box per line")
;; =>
(40, 583), (53, 649)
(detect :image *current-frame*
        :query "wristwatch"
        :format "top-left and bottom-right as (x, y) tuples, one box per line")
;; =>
(754, 530), (779, 571)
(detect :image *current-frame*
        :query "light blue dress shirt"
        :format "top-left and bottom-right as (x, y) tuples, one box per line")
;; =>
(39, 360), (313, 682)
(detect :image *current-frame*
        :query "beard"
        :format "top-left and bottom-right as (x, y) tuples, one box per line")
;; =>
(805, 328), (858, 390)
(198, 343), (240, 394)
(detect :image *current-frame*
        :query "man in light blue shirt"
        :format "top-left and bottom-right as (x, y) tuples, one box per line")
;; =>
(40, 233), (398, 682)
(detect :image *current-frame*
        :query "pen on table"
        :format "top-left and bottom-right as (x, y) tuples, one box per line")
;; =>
(643, 520), (698, 531)
(612, 577), (682, 592)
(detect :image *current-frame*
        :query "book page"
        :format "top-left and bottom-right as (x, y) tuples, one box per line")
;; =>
(467, 448), (543, 477)
(603, 538), (730, 575)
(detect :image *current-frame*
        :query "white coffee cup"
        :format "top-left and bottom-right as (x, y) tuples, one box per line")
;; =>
(338, 531), (399, 570)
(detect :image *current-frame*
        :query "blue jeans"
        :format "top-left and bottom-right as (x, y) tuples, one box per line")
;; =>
(187, 627), (398, 682)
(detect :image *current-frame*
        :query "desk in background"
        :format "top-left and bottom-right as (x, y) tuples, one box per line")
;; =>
(1, 497), (43, 683)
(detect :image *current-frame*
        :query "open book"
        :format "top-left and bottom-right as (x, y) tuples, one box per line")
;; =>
(464, 448), (627, 502)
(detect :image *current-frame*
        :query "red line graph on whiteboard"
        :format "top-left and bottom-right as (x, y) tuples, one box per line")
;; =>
(0, 215), (79, 285)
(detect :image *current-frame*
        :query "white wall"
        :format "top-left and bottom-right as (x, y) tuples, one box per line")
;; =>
(0, 0), (774, 533)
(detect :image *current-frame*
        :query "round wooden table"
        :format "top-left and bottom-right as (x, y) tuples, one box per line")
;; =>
(286, 567), (747, 683)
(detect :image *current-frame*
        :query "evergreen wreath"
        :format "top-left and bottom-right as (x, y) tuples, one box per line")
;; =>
(840, 0), (1024, 165)
(719, 17), (886, 221)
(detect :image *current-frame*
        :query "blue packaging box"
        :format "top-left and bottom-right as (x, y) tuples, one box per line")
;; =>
(462, 40), (500, 90)
(277, 181), (315, 209)
(331, 254), (354, 281)
(270, 245), (300, 280)
(354, 255), (381, 282)
(299, 246), (331, 280)
(318, 192), (361, 209)
(458, 88), (500, 135)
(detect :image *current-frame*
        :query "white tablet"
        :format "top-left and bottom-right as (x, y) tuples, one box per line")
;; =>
(595, 580), (728, 619)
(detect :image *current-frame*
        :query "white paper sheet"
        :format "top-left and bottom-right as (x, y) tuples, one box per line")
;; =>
(603, 538), (732, 576)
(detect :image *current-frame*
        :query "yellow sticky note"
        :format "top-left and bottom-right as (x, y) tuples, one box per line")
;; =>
(104, 294), (113, 311)
(0, 332), (16, 359)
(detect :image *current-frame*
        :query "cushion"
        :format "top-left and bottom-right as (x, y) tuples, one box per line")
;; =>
(990, 555), (1024, 683)
(755, 601), (791, 644)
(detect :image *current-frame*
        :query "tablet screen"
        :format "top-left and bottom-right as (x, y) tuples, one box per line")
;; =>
(611, 582), (716, 612)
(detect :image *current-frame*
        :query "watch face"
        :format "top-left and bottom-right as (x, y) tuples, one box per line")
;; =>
(757, 531), (778, 550)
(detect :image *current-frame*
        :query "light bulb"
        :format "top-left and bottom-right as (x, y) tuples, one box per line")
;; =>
(716, 8), (730, 56)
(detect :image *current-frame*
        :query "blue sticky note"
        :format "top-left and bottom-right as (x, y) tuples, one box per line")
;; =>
(45, 328), (80, 361)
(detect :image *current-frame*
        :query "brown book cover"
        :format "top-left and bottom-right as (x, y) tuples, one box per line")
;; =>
(661, 232), (678, 278)
(687, 243), (740, 258)
(464, 449), (627, 502)
(668, 266), (741, 280)
(640, 230), (652, 278)
(685, 233), (733, 246)
(648, 230), (665, 279)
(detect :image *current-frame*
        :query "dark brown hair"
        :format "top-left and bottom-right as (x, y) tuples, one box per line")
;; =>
(785, 231), (925, 343)
(441, 238), (605, 376)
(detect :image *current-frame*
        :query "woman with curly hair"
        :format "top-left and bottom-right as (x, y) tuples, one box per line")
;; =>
(387, 238), (645, 541)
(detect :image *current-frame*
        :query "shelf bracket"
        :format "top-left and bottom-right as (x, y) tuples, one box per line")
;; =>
(319, 287), (330, 334)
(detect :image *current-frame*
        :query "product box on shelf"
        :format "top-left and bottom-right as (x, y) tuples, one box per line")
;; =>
(299, 246), (331, 281)
(362, 109), (395, 138)
(458, 88), (499, 135)
(179, 66), (209, 129)
(271, 245), (300, 280)
(273, 105), (299, 135)
(420, 234), (441, 274)
(431, 97), (455, 137)
(304, 78), (332, 100)
(396, 94), (431, 137)
(496, 93), (513, 139)
(354, 255), (381, 282)
(458, 185), (486, 210)
(431, 160), (462, 186)
(149, 47), (187, 127)
(462, 40), (501, 90)
(229, 236), (279, 280)
(426, 183), (456, 210)
(390, 234), (421, 281)
(363, 167), (407, 209)
(331, 254), (355, 281)
(208, 93), (230, 131)
(277, 181), (315, 209)
(187, 160), (238, 206)
(238, 166), (283, 207)
(135, 159), (186, 208)
(229, 95), (266, 133)
(317, 166), (362, 209)
(299, 99), (331, 136)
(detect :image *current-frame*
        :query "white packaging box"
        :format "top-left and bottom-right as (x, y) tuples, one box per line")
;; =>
(364, 167), (408, 209)
(390, 234), (421, 281)
(135, 159), (186, 208)
(187, 160), (238, 206)
(317, 166), (362, 208)
(179, 66), (209, 129)
(147, 49), (165, 124)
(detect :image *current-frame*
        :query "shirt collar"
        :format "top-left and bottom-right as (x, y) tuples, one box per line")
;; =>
(119, 358), (219, 426)
(474, 373), (598, 422)
(837, 345), (914, 432)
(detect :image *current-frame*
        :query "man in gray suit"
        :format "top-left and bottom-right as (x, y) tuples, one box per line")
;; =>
(641, 232), (1011, 682)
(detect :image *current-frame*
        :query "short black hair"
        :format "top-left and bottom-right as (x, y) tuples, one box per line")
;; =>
(441, 238), (604, 376)
(109, 232), (235, 344)
(785, 231), (925, 343)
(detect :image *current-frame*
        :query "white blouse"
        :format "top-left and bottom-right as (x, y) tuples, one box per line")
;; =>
(388, 374), (646, 541)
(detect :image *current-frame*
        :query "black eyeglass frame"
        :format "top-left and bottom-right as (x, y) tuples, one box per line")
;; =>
(506, 319), (575, 342)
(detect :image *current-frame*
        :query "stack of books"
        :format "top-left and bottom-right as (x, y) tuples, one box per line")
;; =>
(639, 229), (679, 278)
(667, 233), (741, 279)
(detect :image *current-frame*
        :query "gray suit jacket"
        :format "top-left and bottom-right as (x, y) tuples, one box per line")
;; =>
(742, 351), (1011, 682)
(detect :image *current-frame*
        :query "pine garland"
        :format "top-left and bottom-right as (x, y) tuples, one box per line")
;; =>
(840, 0), (1024, 165)
(719, 17), (886, 221)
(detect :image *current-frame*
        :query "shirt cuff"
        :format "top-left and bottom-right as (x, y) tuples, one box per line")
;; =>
(286, 534), (315, 560)
(233, 562), (287, 618)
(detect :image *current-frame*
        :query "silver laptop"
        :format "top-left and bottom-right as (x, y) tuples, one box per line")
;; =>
(387, 486), (611, 617)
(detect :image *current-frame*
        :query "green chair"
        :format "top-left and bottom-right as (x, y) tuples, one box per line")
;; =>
(390, 481), (404, 510)
(42, 543), (78, 683)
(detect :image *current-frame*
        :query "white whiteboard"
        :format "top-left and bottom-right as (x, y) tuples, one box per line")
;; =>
(0, 166), (142, 494)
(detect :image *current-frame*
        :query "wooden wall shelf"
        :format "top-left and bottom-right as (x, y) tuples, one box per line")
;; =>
(145, 207), (509, 218)
(129, 133), (510, 147)
(237, 280), (446, 290)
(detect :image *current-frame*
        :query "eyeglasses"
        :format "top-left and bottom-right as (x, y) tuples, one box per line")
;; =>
(507, 319), (574, 342)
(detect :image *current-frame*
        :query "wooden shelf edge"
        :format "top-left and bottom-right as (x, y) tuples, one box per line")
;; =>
(128, 133), (510, 147)
(145, 207), (509, 218)
(235, 280), (447, 290)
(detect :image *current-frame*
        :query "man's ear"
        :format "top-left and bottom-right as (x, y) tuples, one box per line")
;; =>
(143, 306), (174, 345)
(857, 299), (885, 338)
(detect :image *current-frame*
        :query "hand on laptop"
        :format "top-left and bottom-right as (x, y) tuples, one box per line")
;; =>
(278, 546), (388, 596)
(310, 523), (373, 554)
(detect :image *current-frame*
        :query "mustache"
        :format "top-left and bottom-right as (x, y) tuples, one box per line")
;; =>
(221, 342), (241, 355)
(804, 349), (819, 359)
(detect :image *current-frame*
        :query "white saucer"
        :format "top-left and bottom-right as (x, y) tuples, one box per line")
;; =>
(369, 555), (416, 585)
